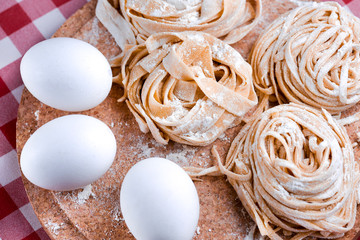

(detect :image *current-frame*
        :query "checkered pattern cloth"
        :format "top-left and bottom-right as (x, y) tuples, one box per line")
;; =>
(0, 0), (359, 239)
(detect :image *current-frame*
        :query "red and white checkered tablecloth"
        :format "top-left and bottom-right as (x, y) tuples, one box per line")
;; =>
(0, 0), (359, 239)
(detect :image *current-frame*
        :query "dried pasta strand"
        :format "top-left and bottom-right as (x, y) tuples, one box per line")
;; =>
(112, 31), (257, 146)
(338, 111), (360, 126)
(193, 103), (360, 239)
(251, 2), (360, 114)
(96, 0), (136, 49)
(96, 0), (262, 50)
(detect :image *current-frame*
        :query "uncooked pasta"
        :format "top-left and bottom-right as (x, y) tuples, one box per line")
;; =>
(111, 31), (258, 146)
(251, 2), (360, 113)
(190, 103), (360, 239)
(96, 0), (262, 50)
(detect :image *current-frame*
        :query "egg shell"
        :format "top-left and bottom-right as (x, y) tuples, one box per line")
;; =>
(20, 37), (112, 111)
(120, 157), (200, 240)
(20, 114), (117, 191)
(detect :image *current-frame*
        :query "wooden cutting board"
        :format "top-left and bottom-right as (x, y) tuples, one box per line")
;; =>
(16, 0), (360, 239)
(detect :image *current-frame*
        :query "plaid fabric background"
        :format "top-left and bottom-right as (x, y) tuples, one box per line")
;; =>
(0, 0), (359, 239)
(0, 0), (89, 239)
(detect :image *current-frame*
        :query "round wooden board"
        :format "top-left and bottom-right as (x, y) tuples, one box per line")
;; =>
(16, 0), (360, 239)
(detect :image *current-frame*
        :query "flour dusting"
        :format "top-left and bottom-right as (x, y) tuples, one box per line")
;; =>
(165, 98), (189, 122)
(178, 11), (200, 24)
(77, 184), (96, 204)
(218, 133), (230, 142)
(85, 18), (101, 46)
(111, 205), (124, 222)
(166, 147), (196, 165)
(34, 110), (39, 121)
(45, 221), (64, 236)
(288, 0), (319, 7)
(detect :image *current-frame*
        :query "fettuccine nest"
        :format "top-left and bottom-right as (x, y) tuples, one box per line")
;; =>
(96, 0), (262, 50)
(112, 31), (258, 146)
(251, 2), (360, 114)
(195, 103), (360, 239)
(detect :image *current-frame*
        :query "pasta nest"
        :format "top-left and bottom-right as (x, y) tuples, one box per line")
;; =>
(112, 31), (258, 146)
(217, 103), (360, 239)
(96, 0), (262, 50)
(251, 2), (360, 114)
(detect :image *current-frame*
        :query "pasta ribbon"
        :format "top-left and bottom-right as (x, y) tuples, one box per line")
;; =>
(251, 2), (360, 113)
(96, 0), (262, 50)
(112, 31), (258, 146)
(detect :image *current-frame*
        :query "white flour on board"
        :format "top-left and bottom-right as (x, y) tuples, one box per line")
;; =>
(53, 184), (96, 205)
(45, 221), (64, 236)
(34, 110), (39, 121)
(77, 184), (96, 204)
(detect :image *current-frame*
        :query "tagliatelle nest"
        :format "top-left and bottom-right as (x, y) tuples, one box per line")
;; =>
(111, 31), (258, 146)
(190, 103), (360, 239)
(251, 2), (360, 114)
(96, 0), (262, 50)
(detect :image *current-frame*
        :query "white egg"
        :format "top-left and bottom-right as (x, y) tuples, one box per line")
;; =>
(120, 157), (199, 240)
(20, 37), (112, 111)
(20, 114), (117, 191)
